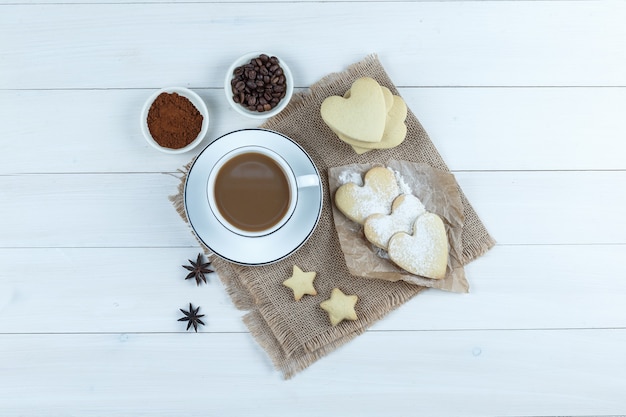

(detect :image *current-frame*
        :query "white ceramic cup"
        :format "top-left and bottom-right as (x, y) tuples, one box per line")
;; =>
(207, 145), (319, 237)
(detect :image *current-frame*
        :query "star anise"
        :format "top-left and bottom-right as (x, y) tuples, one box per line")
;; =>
(183, 253), (213, 285)
(178, 303), (205, 332)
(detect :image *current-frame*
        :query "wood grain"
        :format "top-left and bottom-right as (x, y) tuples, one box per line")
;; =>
(2, 2), (625, 88)
(1, 88), (624, 174)
(0, 171), (622, 247)
(0, 245), (624, 334)
(1, 0), (625, 415)
(0, 331), (625, 416)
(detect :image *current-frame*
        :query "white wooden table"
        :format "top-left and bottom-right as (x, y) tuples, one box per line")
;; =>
(2, 1), (625, 415)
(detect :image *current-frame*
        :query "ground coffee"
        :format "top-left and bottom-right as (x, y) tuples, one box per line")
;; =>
(147, 92), (203, 149)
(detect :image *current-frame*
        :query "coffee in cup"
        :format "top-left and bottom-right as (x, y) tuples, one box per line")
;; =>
(207, 146), (318, 237)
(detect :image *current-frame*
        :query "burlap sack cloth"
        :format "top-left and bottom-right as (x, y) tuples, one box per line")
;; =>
(171, 55), (495, 378)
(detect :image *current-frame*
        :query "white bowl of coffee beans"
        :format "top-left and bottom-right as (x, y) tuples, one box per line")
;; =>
(225, 52), (294, 119)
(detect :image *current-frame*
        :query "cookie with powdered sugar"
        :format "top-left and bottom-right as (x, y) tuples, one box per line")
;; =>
(363, 194), (426, 250)
(387, 212), (449, 280)
(334, 166), (400, 224)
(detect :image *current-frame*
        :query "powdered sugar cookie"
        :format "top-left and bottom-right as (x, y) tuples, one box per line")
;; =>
(363, 194), (426, 250)
(334, 166), (400, 224)
(388, 212), (449, 280)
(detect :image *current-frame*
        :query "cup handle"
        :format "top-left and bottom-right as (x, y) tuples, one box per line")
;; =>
(296, 174), (319, 188)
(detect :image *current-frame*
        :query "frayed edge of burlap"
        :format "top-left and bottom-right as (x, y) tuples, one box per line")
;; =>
(168, 162), (259, 310)
(462, 231), (497, 264)
(243, 285), (426, 379)
(168, 162), (193, 224)
(302, 284), (427, 353)
(169, 163), (325, 361)
(455, 188), (497, 264)
(230, 264), (306, 358)
(244, 309), (366, 379)
(168, 165), (307, 364)
(236, 243), (429, 374)
(188, 197), (430, 374)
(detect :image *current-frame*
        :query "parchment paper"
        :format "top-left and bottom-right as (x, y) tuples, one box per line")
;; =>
(329, 161), (468, 293)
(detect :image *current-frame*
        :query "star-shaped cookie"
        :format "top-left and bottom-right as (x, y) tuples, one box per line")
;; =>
(282, 265), (317, 301)
(320, 288), (359, 326)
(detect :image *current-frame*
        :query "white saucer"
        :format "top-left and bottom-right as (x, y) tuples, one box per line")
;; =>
(184, 129), (323, 265)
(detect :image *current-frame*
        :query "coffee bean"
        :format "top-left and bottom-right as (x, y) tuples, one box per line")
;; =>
(230, 54), (288, 113)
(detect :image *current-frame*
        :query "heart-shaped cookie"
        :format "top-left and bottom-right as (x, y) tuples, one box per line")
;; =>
(364, 194), (426, 250)
(340, 95), (408, 154)
(388, 212), (449, 280)
(345, 85), (394, 112)
(335, 166), (400, 224)
(321, 77), (387, 143)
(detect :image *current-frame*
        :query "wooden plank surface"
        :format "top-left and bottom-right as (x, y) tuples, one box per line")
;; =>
(1, 0), (625, 415)
(1, 87), (625, 174)
(2, 2), (626, 88)
(0, 244), (625, 334)
(0, 331), (625, 416)
(0, 171), (622, 247)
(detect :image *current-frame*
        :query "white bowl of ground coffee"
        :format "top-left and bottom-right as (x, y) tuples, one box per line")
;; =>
(140, 87), (210, 154)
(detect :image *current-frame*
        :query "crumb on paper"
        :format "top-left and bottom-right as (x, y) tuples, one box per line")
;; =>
(337, 169), (363, 186)
(393, 169), (412, 195)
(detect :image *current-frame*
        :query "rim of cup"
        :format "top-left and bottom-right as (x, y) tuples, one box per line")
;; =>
(224, 52), (294, 119)
(140, 86), (210, 154)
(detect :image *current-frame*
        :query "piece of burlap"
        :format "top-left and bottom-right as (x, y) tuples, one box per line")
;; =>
(171, 54), (495, 378)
